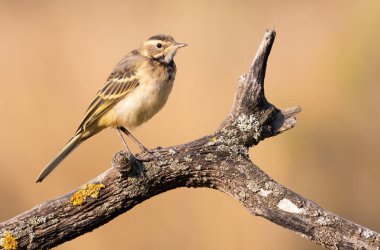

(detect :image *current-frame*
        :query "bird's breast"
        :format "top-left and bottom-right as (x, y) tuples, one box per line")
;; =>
(102, 65), (175, 129)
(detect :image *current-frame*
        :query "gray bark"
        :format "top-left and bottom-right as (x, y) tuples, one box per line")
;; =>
(1, 30), (379, 250)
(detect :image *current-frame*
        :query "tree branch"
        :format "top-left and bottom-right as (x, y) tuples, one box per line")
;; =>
(1, 30), (379, 250)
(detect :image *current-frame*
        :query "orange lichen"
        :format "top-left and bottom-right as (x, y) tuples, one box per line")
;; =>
(70, 183), (105, 206)
(1, 231), (18, 250)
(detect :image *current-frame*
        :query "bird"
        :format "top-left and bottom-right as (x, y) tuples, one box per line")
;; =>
(36, 34), (187, 182)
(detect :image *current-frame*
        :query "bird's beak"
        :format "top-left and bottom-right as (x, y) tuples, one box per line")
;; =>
(175, 42), (188, 48)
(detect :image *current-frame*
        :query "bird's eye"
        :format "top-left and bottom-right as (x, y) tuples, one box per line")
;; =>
(156, 43), (163, 49)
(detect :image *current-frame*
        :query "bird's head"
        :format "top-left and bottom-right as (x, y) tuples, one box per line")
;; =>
(139, 34), (187, 64)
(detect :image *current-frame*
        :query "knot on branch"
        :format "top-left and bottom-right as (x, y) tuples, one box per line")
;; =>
(112, 151), (134, 176)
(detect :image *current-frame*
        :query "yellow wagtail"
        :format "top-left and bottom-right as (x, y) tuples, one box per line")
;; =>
(36, 34), (187, 182)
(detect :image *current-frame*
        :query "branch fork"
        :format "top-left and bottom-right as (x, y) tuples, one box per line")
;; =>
(1, 30), (378, 250)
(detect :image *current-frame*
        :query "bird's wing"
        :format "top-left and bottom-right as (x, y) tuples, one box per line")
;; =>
(76, 52), (143, 134)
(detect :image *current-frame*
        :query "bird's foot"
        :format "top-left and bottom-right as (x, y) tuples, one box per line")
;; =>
(135, 148), (155, 162)
(140, 146), (154, 154)
(134, 146), (172, 162)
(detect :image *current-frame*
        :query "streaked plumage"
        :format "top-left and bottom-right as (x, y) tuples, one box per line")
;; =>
(36, 34), (187, 182)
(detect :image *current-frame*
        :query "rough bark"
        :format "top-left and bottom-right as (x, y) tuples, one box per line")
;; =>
(1, 30), (379, 250)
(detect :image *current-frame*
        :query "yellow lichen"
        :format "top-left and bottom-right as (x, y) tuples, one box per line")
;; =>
(211, 137), (217, 142)
(1, 231), (18, 250)
(87, 183), (106, 198)
(70, 188), (86, 206)
(70, 183), (105, 206)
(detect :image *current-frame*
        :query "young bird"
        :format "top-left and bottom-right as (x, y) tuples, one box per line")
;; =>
(36, 34), (187, 182)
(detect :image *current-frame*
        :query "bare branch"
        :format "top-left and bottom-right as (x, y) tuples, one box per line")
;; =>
(1, 30), (378, 250)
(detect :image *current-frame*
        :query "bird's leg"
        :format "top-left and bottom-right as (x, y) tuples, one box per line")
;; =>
(116, 128), (133, 156)
(119, 127), (152, 153)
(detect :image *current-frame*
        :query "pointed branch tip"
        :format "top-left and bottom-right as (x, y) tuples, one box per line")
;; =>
(249, 30), (276, 79)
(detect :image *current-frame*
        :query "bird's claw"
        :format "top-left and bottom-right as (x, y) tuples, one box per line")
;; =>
(135, 148), (155, 162)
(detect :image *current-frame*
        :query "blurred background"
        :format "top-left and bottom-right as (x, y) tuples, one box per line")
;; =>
(1, 1), (380, 249)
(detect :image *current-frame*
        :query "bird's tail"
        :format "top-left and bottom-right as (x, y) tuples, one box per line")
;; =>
(36, 134), (83, 183)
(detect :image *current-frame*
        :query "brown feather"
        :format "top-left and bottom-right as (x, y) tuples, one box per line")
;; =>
(76, 51), (145, 135)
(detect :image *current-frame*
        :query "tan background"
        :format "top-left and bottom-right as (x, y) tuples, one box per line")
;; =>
(1, 1), (380, 249)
